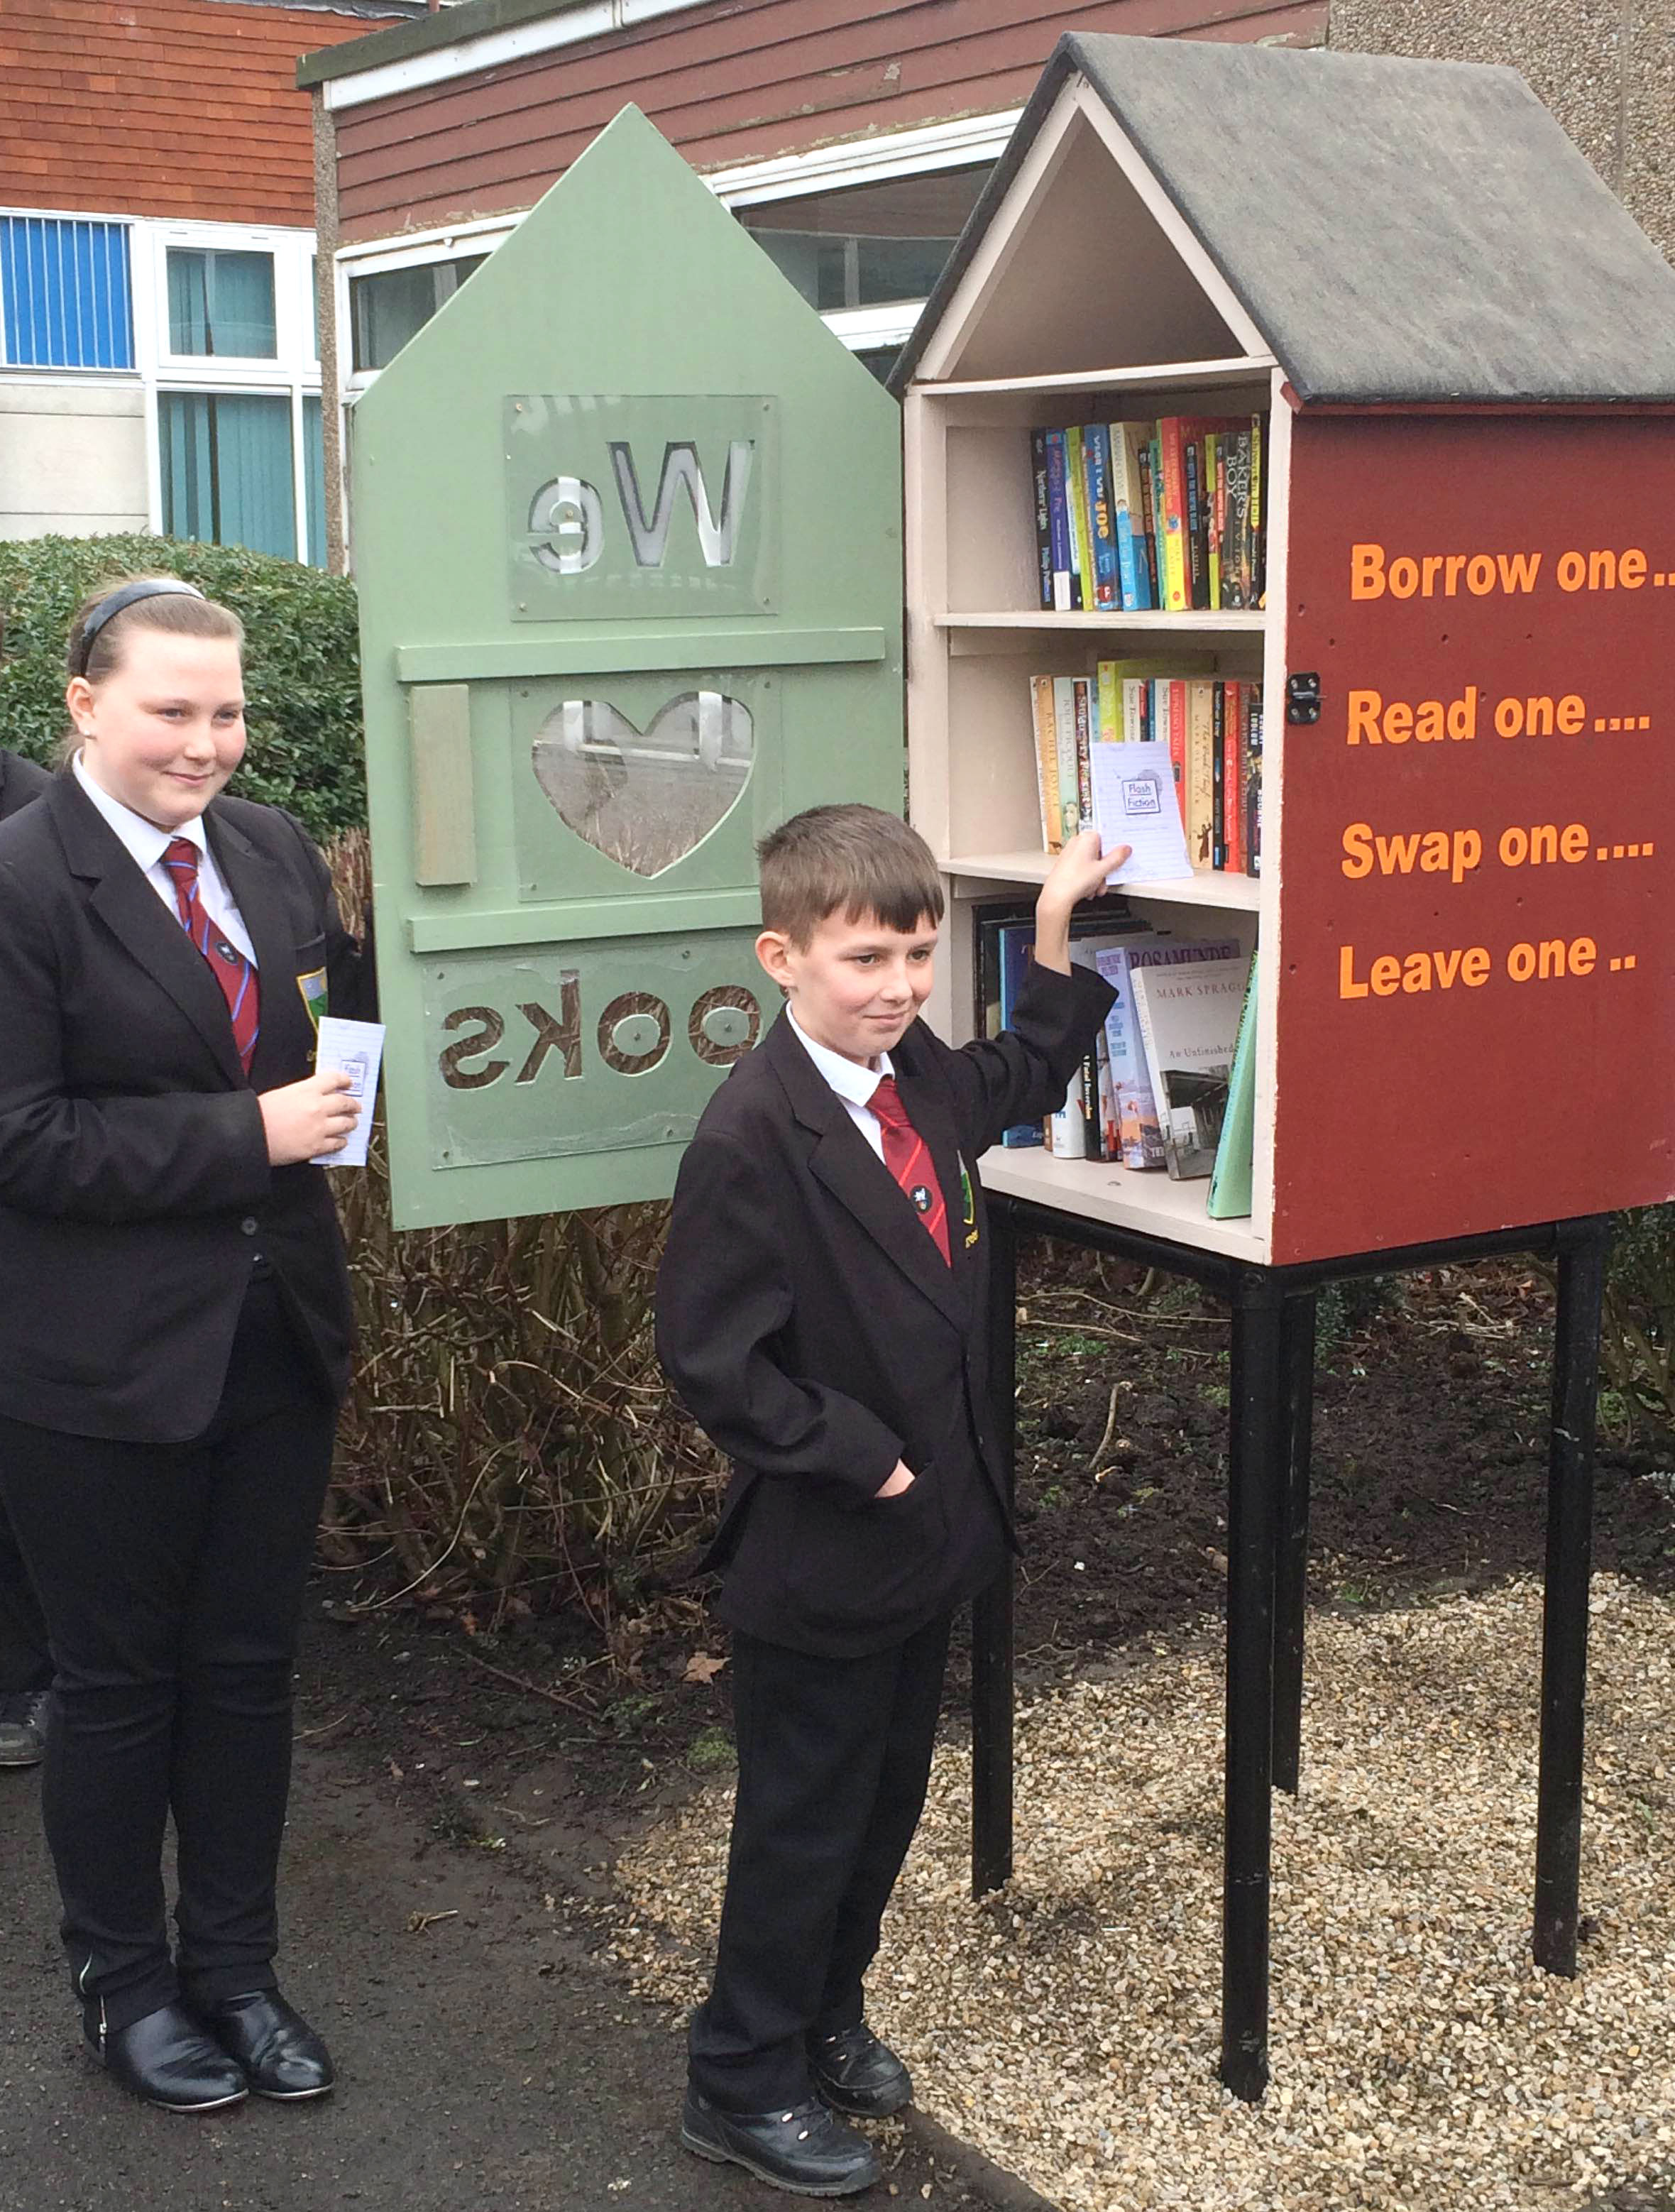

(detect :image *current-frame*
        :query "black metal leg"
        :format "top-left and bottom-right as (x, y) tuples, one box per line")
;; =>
(972, 1197), (1018, 1898)
(1221, 1269), (1287, 2102)
(1271, 1292), (1317, 1796)
(1532, 1215), (1610, 1975)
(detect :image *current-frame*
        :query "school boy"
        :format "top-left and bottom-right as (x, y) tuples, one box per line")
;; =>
(657, 804), (1121, 2196)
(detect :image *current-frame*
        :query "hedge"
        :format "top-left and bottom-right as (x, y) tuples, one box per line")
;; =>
(0, 534), (368, 841)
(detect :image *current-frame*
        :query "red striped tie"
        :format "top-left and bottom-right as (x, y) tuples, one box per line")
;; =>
(869, 1076), (951, 1266)
(162, 837), (260, 1075)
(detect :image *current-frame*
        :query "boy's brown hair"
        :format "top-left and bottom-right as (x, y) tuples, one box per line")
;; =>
(757, 804), (945, 946)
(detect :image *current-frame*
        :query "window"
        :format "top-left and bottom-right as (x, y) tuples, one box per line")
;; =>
(0, 215), (133, 369)
(159, 392), (297, 559)
(166, 248), (278, 358)
(737, 165), (991, 316)
(350, 256), (485, 373)
(303, 395), (327, 566)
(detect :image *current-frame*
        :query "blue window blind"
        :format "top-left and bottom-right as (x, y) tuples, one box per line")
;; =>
(159, 392), (296, 561)
(303, 395), (326, 568)
(0, 217), (134, 369)
(166, 248), (277, 359)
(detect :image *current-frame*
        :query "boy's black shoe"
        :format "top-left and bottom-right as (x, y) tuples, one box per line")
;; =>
(808, 2024), (912, 2118)
(681, 2087), (882, 2196)
(83, 2000), (249, 2113)
(192, 1990), (335, 2101)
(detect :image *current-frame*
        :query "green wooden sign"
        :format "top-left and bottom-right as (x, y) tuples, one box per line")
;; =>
(352, 106), (904, 1229)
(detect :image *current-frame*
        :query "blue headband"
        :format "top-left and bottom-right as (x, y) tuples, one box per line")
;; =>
(73, 580), (207, 674)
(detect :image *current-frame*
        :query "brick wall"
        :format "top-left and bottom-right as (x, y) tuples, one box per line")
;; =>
(2, 0), (407, 226)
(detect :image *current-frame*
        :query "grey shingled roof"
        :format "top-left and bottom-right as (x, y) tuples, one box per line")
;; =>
(894, 33), (1675, 406)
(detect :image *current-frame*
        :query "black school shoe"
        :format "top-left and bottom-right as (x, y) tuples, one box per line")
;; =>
(808, 2023), (913, 2118)
(0, 1688), (50, 1768)
(84, 2000), (249, 2113)
(192, 1990), (335, 2101)
(681, 2088), (882, 2196)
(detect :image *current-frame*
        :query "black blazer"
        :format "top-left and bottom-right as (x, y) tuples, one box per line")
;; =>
(656, 959), (1114, 1657)
(0, 748), (50, 821)
(0, 771), (369, 1443)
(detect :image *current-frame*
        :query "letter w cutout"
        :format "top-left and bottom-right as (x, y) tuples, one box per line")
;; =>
(608, 439), (754, 569)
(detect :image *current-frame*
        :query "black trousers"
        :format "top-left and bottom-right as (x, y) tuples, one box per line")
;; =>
(0, 1493), (50, 1696)
(0, 1276), (337, 2032)
(688, 1611), (952, 2112)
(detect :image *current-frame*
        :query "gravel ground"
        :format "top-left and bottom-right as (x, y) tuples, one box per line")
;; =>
(604, 1575), (1675, 2212)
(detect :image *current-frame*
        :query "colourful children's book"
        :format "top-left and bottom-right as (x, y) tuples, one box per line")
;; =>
(1157, 417), (1190, 613)
(1029, 673), (1062, 851)
(1043, 429), (1074, 612)
(1186, 677), (1217, 871)
(1064, 426), (1094, 619)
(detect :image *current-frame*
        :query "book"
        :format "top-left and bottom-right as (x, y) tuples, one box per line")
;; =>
(1221, 681), (1244, 875)
(1030, 428), (1054, 611)
(997, 921), (1044, 1146)
(1185, 677), (1217, 871)
(1050, 928), (1138, 1159)
(1158, 417), (1190, 613)
(1051, 677), (1080, 841)
(1029, 673), (1062, 851)
(1094, 935), (1241, 1168)
(1072, 675), (1094, 831)
(1184, 430), (1209, 611)
(1109, 423), (1150, 612)
(1244, 685), (1264, 875)
(1082, 424), (1120, 610)
(1211, 678), (1226, 870)
(1222, 429), (1252, 609)
(1164, 678), (1188, 834)
(1131, 953), (1252, 1180)
(1044, 429), (1074, 612)
(1207, 963), (1257, 1219)
(1250, 414), (1265, 608)
(1064, 426), (1094, 618)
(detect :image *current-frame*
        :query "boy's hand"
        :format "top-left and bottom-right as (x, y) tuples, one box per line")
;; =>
(1034, 828), (1131, 973)
(876, 1462), (916, 1498)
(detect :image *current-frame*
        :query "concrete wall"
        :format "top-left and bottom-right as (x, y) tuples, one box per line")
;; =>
(0, 380), (148, 538)
(1330, 0), (1675, 262)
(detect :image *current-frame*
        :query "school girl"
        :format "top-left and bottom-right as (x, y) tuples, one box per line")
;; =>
(0, 579), (368, 2112)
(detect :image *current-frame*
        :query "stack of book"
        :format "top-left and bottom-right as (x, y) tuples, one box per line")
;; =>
(1028, 664), (1263, 875)
(974, 902), (1258, 1215)
(1030, 416), (1266, 615)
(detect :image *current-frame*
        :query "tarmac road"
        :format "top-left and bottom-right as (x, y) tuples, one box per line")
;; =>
(0, 1747), (1006, 2212)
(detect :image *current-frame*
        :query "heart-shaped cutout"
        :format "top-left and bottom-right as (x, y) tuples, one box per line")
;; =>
(532, 691), (754, 878)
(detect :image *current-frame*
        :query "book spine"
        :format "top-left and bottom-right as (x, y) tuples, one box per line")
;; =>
(999, 929), (1044, 1146)
(1098, 950), (1160, 1168)
(1030, 673), (1061, 852)
(1187, 677), (1216, 872)
(1222, 682), (1243, 875)
(1073, 676), (1094, 827)
(1166, 679), (1188, 834)
(1083, 424), (1119, 609)
(1207, 432), (1224, 611)
(1158, 417), (1190, 613)
(1211, 677), (1226, 872)
(1221, 430), (1250, 609)
(1030, 428), (1054, 611)
(1096, 660), (1119, 743)
(1064, 427), (1092, 614)
(1121, 676), (1143, 745)
(1250, 413), (1265, 609)
(1128, 971), (1172, 1174)
(1052, 677), (1080, 841)
(1044, 430), (1073, 613)
(1183, 433), (1206, 610)
(1142, 432), (1163, 611)
(1109, 425), (1142, 611)
(1245, 686), (1263, 877)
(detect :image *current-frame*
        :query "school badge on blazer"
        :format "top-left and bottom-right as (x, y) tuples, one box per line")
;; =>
(296, 967), (329, 1036)
(960, 1159), (979, 1249)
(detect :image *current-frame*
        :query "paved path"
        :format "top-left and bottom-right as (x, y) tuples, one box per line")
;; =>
(0, 1750), (997, 2212)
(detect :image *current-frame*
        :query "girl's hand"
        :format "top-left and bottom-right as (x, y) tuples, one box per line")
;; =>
(259, 1071), (361, 1165)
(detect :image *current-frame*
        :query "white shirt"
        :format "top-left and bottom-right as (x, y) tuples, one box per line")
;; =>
(786, 1004), (893, 1164)
(72, 752), (257, 966)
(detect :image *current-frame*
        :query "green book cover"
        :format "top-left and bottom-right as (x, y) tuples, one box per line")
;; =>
(1207, 963), (1258, 1219)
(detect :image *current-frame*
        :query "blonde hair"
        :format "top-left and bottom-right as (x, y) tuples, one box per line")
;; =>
(66, 577), (243, 685)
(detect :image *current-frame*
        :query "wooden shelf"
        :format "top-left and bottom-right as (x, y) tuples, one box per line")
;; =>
(948, 853), (1261, 910)
(977, 1143), (1265, 1261)
(919, 354), (1278, 399)
(937, 611), (1267, 633)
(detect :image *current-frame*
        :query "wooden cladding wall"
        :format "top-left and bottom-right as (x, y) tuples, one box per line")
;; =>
(334, 0), (1329, 241)
(3, 0), (402, 226)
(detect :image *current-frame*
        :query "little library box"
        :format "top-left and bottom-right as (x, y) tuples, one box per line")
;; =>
(895, 32), (1675, 1269)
